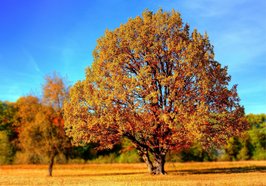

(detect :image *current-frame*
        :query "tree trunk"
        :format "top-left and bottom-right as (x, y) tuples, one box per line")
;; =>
(153, 154), (166, 175)
(137, 149), (154, 174)
(138, 149), (166, 175)
(48, 152), (56, 177)
(142, 152), (154, 174)
(124, 133), (167, 175)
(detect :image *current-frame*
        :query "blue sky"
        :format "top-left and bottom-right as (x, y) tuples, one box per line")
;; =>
(0, 0), (265, 114)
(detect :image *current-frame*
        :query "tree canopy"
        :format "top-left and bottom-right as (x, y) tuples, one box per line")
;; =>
(43, 72), (69, 112)
(64, 9), (247, 174)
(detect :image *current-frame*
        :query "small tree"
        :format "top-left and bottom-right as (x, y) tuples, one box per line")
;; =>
(16, 74), (70, 176)
(42, 73), (70, 176)
(64, 10), (247, 174)
(43, 72), (69, 112)
(18, 104), (68, 175)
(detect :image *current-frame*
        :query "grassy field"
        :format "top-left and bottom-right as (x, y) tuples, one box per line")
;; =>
(1, 161), (266, 186)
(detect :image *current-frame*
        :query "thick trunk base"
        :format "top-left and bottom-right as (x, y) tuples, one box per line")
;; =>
(151, 157), (166, 175)
(141, 152), (166, 175)
(152, 163), (166, 175)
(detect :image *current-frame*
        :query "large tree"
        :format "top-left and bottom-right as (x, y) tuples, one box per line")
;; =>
(64, 10), (247, 174)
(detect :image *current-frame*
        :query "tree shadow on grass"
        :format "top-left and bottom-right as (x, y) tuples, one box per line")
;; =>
(55, 166), (266, 177)
(56, 171), (147, 177)
(169, 166), (266, 175)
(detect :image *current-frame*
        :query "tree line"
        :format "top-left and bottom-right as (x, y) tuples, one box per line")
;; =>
(0, 85), (265, 167)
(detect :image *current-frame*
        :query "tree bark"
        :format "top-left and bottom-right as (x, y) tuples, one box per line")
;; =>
(142, 152), (154, 174)
(153, 154), (166, 175)
(48, 152), (56, 177)
(138, 149), (166, 175)
(124, 133), (167, 175)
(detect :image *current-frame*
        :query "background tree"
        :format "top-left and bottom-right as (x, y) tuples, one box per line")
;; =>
(237, 134), (253, 160)
(0, 130), (12, 164)
(15, 74), (70, 176)
(14, 96), (44, 163)
(64, 9), (247, 174)
(14, 96), (41, 131)
(13, 96), (41, 161)
(42, 73), (70, 176)
(220, 114), (265, 161)
(0, 101), (16, 134)
(178, 143), (217, 162)
(223, 137), (242, 161)
(43, 72), (69, 112)
(246, 114), (266, 160)
(0, 101), (16, 164)
(18, 103), (68, 175)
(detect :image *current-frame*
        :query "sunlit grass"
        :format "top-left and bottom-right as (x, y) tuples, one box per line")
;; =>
(1, 161), (265, 186)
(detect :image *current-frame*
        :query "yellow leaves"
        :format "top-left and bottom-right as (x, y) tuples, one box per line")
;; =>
(42, 73), (68, 111)
(16, 96), (69, 160)
(14, 96), (42, 129)
(159, 113), (171, 124)
(64, 9), (246, 153)
(142, 9), (153, 24)
(144, 91), (158, 104)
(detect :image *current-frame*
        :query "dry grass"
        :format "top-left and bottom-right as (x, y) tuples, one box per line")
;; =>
(1, 161), (266, 186)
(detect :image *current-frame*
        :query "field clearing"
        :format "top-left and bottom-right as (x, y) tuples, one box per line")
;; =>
(1, 161), (266, 186)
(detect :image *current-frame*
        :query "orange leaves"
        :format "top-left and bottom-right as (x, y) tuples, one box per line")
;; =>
(14, 96), (41, 130)
(42, 72), (69, 111)
(52, 117), (64, 128)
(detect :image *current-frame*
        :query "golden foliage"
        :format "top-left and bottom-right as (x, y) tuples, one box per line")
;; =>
(64, 9), (247, 174)
(43, 72), (69, 111)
